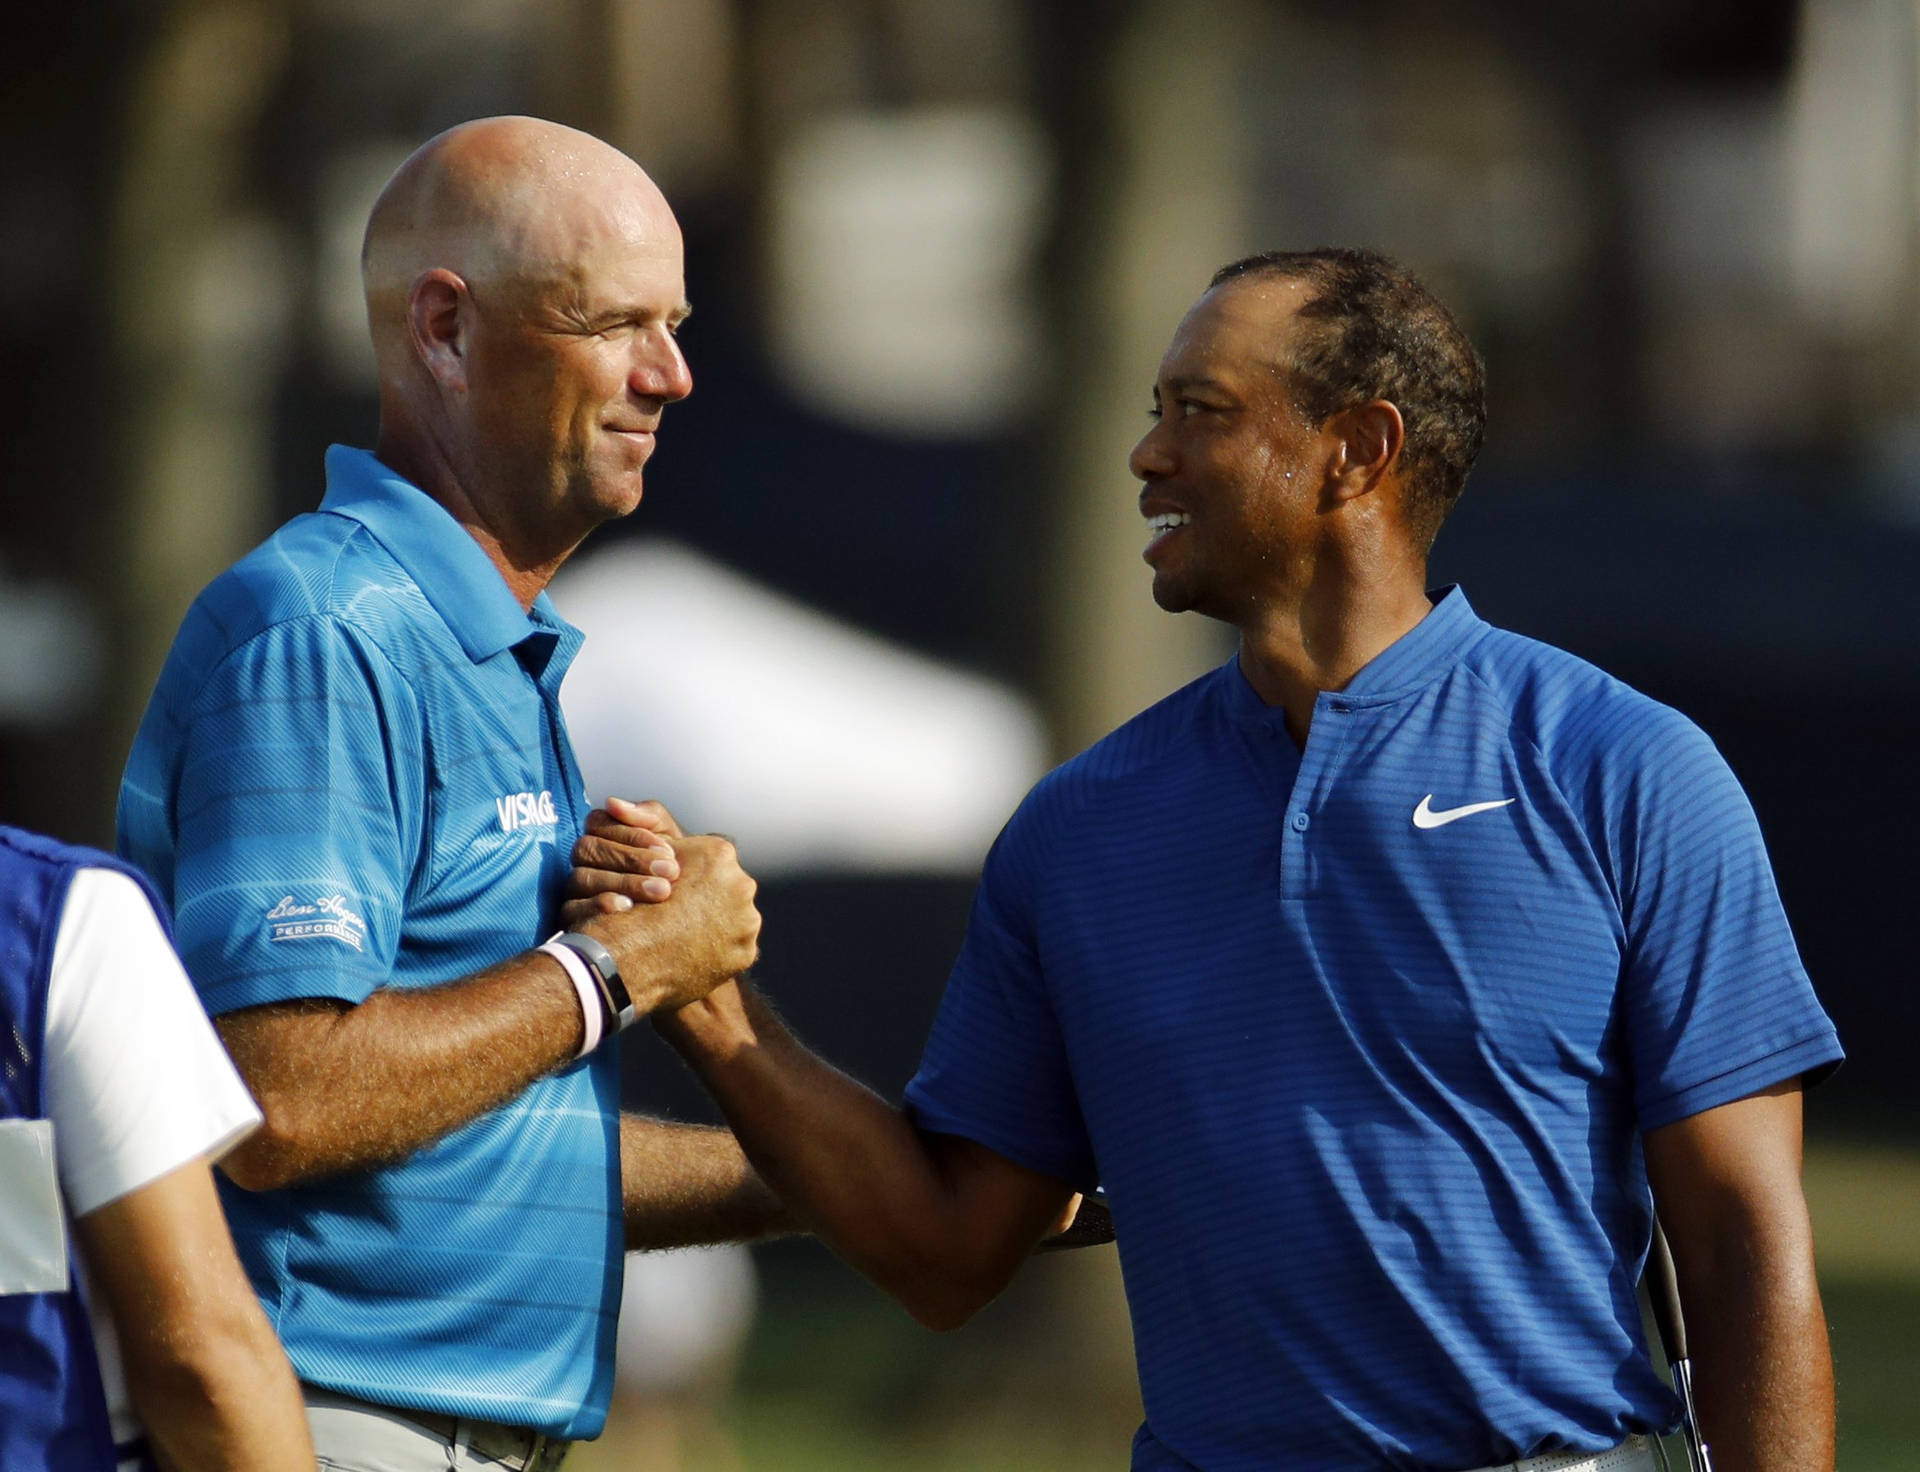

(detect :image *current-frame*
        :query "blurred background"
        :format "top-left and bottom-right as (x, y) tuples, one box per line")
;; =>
(5, 0), (1919, 1466)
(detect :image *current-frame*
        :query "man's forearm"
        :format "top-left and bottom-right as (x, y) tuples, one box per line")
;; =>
(1682, 1229), (1834, 1472)
(222, 828), (759, 1192)
(219, 949), (585, 1190)
(128, 1307), (316, 1472)
(658, 982), (1065, 1328)
(1646, 1085), (1835, 1472)
(78, 1163), (316, 1471)
(620, 1115), (797, 1249)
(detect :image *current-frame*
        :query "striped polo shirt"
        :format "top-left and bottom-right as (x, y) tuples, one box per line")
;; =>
(117, 446), (622, 1438)
(905, 586), (1841, 1472)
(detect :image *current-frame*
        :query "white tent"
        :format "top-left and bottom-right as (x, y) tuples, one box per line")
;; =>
(553, 540), (1048, 876)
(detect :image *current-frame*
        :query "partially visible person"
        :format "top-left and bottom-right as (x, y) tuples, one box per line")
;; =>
(0, 823), (313, 1471)
(117, 116), (775, 1471)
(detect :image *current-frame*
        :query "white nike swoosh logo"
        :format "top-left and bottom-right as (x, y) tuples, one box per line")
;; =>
(1412, 794), (1517, 830)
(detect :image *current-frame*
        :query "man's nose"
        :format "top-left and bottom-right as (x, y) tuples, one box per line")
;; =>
(632, 329), (693, 404)
(1129, 419), (1172, 482)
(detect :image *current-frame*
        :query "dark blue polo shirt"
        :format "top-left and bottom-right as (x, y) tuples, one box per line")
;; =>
(906, 587), (1840, 1471)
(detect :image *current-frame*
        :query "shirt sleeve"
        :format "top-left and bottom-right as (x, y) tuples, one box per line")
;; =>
(45, 868), (263, 1218)
(169, 614), (421, 1017)
(1612, 714), (1843, 1131)
(903, 809), (1099, 1191)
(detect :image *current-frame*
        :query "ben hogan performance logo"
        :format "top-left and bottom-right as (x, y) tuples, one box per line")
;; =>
(266, 894), (368, 951)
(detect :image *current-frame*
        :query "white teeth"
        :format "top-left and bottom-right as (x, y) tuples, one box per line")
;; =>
(1147, 513), (1191, 534)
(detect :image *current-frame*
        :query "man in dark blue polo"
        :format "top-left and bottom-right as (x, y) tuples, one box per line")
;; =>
(593, 250), (1841, 1472)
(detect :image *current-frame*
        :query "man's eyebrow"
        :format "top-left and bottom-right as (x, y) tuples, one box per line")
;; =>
(1164, 373), (1227, 394)
(577, 300), (694, 330)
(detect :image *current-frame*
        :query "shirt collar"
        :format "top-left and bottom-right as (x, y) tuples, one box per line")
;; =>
(318, 445), (579, 665)
(1338, 585), (1487, 702)
(1219, 585), (1489, 722)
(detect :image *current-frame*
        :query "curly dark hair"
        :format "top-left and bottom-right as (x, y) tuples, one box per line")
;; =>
(1209, 248), (1486, 550)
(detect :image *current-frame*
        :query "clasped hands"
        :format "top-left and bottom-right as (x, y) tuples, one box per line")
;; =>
(560, 796), (761, 1017)
(566, 800), (1106, 1252)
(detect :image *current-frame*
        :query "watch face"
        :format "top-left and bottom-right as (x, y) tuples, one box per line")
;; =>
(579, 940), (628, 1008)
(604, 971), (633, 1010)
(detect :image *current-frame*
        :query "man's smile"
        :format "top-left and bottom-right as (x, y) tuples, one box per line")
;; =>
(1142, 507), (1191, 562)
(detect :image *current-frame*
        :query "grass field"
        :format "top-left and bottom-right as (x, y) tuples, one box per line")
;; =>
(570, 1137), (1920, 1471)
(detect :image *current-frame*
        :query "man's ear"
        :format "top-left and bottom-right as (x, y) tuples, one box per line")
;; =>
(1326, 399), (1405, 503)
(406, 268), (472, 392)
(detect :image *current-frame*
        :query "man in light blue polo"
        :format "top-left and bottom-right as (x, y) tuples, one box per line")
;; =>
(118, 117), (777, 1470)
(610, 250), (1841, 1472)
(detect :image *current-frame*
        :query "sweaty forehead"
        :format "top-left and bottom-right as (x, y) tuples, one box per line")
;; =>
(488, 169), (680, 283)
(1159, 276), (1309, 388)
(519, 201), (682, 288)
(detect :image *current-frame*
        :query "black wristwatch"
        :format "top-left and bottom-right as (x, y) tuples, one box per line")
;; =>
(553, 932), (636, 1031)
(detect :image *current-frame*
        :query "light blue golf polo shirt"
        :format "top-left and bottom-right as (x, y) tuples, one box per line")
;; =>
(906, 587), (1841, 1472)
(118, 446), (621, 1438)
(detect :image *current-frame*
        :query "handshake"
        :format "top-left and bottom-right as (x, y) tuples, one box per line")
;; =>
(555, 795), (762, 1020)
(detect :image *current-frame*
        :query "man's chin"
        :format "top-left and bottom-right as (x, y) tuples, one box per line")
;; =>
(1150, 573), (1196, 615)
(583, 472), (647, 523)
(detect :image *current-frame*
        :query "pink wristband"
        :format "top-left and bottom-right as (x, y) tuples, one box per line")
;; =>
(539, 940), (606, 1058)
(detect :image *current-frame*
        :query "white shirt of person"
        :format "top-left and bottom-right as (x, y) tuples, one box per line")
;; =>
(26, 869), (263, 1458)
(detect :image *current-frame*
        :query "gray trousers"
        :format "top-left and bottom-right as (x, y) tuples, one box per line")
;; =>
(305, 1387), (569, 1472)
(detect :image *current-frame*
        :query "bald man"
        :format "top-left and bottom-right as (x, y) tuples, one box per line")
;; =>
(118, 117), (779, 1471)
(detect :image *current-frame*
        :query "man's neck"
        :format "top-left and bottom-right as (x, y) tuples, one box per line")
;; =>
(1234, 573), (1434, 747)
(374, 425), (573, 614)
(449, 513), (569, 614)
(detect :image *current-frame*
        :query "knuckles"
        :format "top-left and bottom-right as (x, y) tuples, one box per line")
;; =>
(575, 828), (761, 968)
(572, 833), (662, 871)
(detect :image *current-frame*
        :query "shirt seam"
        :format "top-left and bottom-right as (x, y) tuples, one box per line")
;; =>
(1456, 658), (1630, 919)
(903, 1097), (1098, 1193)
(1637, 1027), (1841, 1124)
(187, 596), (430, 884)
(183, 531), (430, 729)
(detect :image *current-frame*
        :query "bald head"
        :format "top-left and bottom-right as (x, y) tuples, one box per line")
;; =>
(362, 116), (678, 358)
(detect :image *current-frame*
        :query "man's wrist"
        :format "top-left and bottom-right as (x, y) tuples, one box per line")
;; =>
(655, 979), (758, 1061)
(537, 940), (608, 1058)
(550, 931), (637, 1031)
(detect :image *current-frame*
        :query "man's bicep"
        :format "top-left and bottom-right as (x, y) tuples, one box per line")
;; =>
(170, 617), (417, 1015)
(1643, 1079), (1810, 1269)
(904, 871), (1097, 1191)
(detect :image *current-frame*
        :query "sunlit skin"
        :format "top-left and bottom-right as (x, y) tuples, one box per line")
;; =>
(1128, 274), (1429, 745)
(363, 116), (693, 610)
(1132, 277), (1324, 622)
